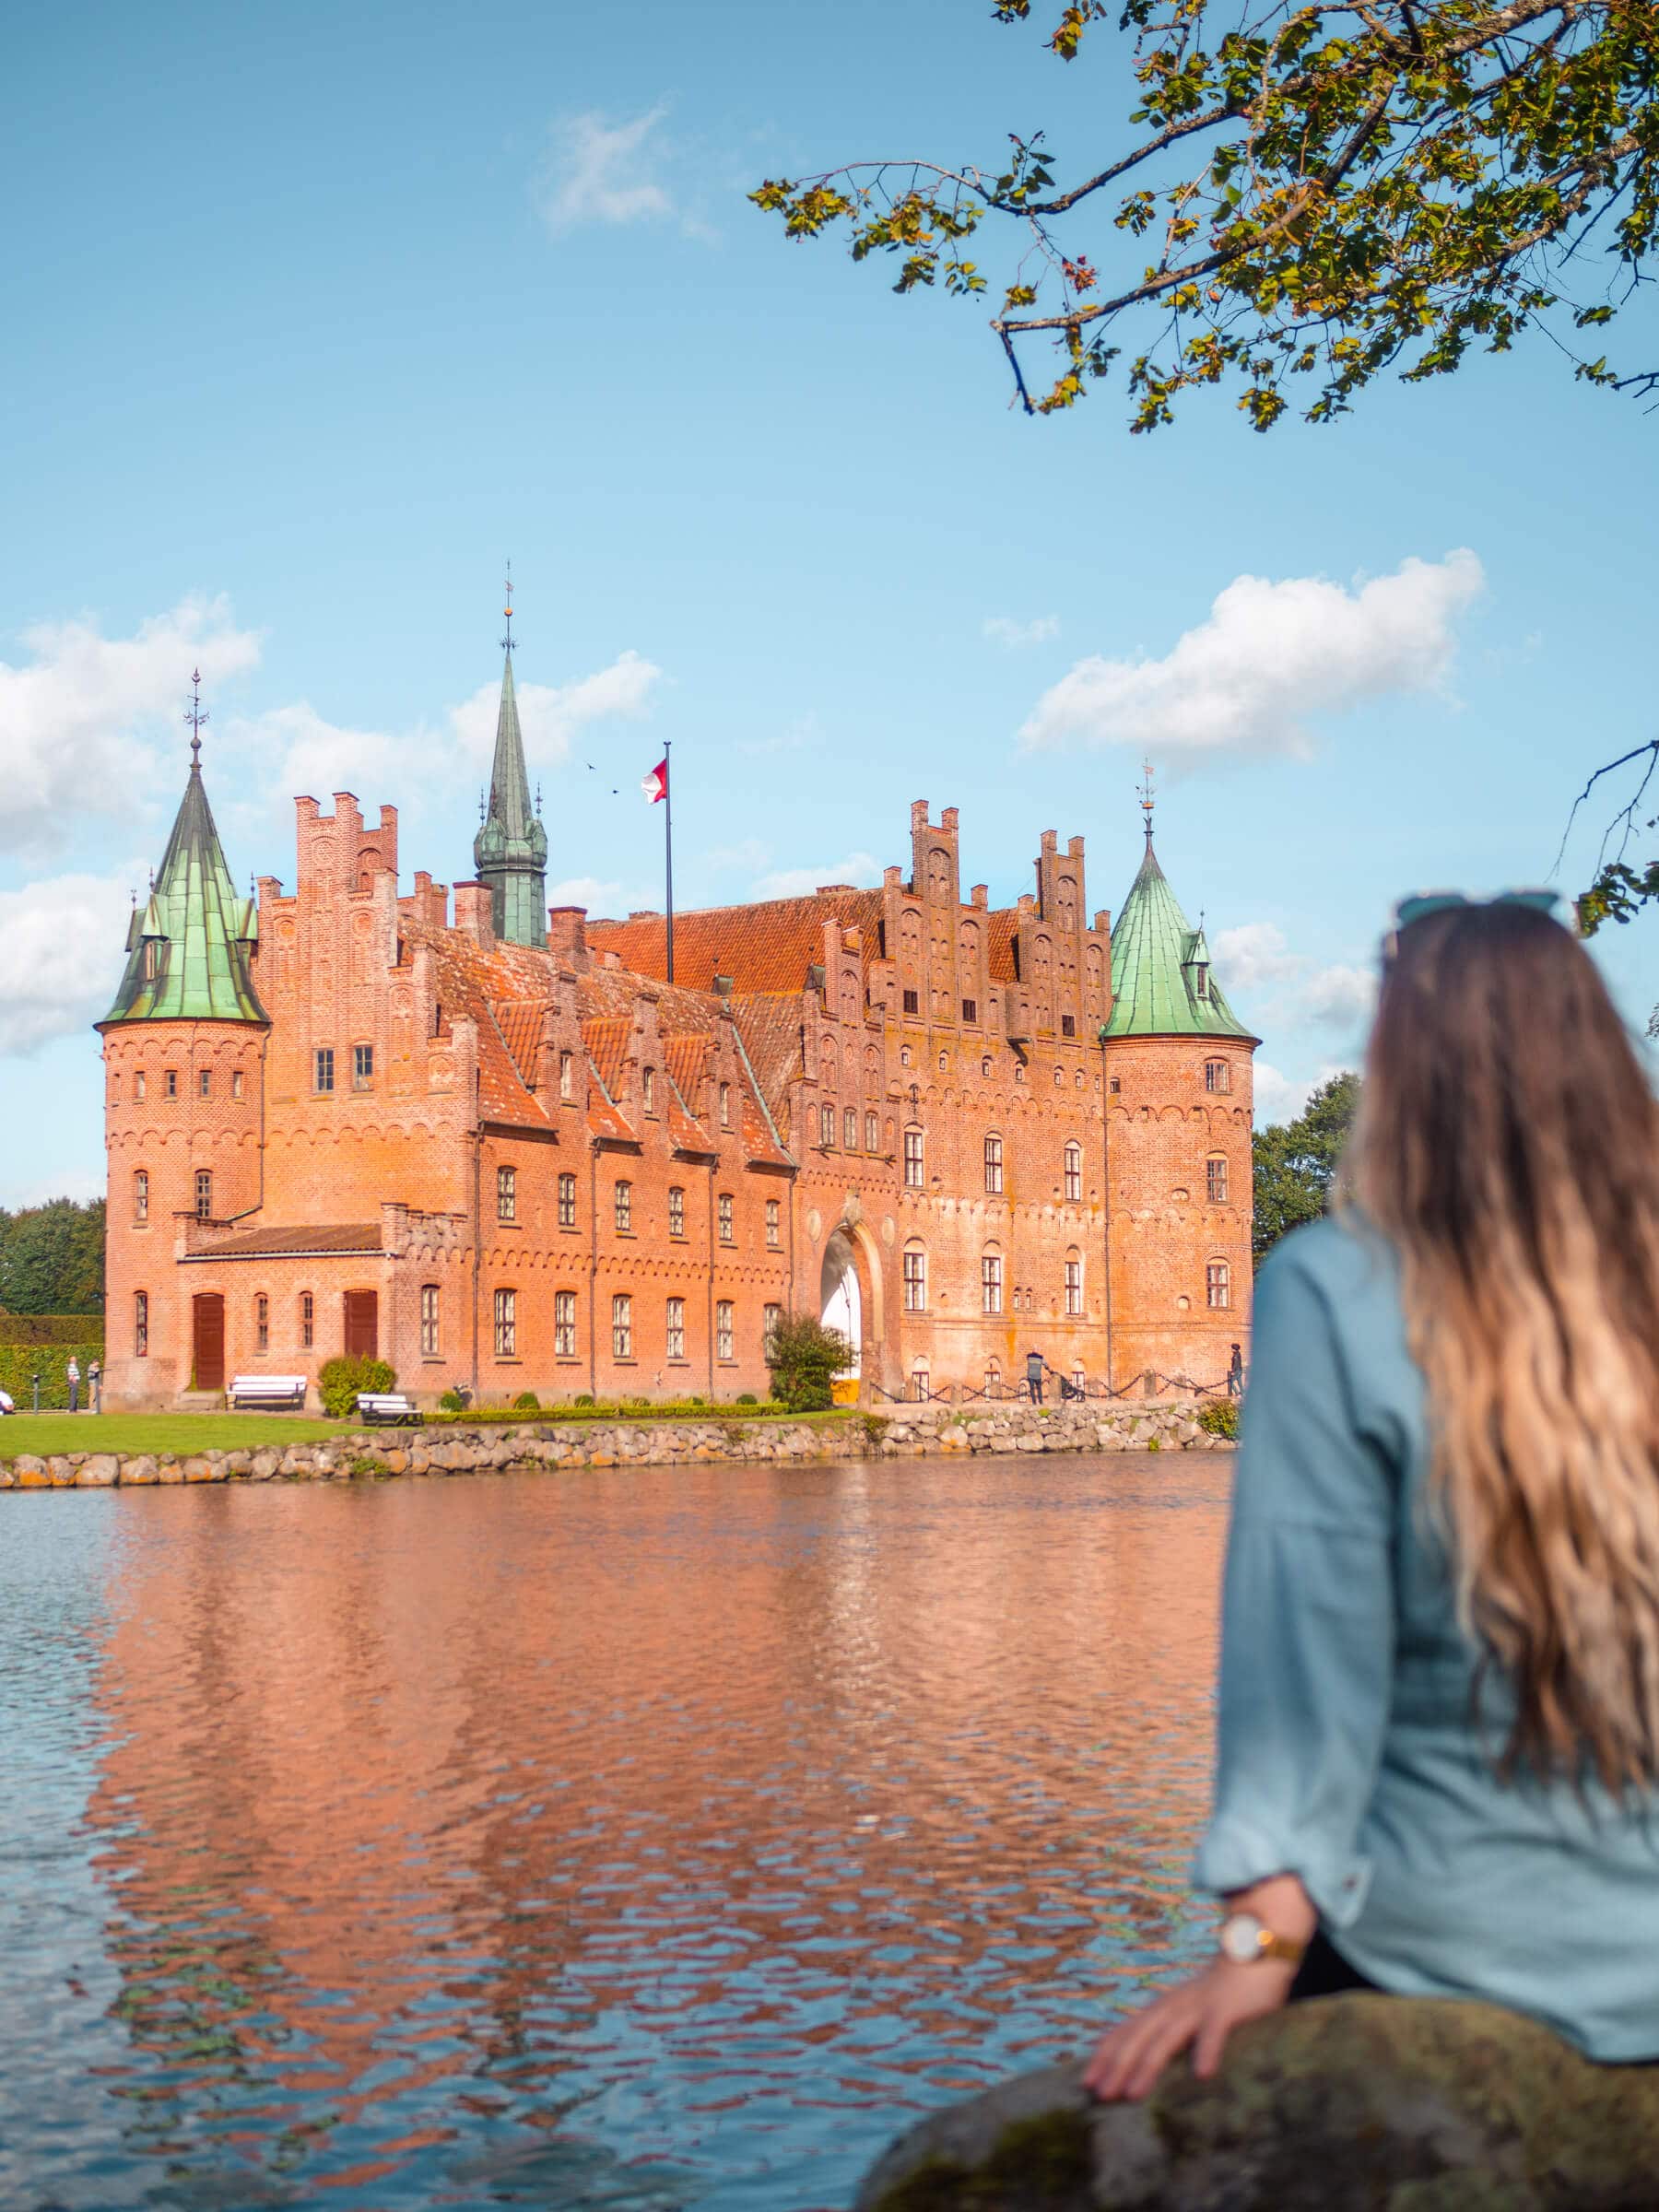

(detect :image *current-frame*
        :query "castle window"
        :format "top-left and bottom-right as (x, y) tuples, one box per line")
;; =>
(301, 1290), (315, 1349)
(911, 1365), (930, 1403)
(938, 1052), (947, 1072)
(1206, 1155), (1230, 1205)
(134, 1289), (148, 1359)
(900, 1046), (912, 1068)
(719, 1082), (732, 1128)
(819, 1105), (835, 1147)
(555, 1289), (577, 1359)
(165, 1069), (178, 1099)
(559, 1172), (577, 1229)
(1109, 1077), (1121, 1094)
(903, 1127), (924, 1188)
(984, 1361), (1001, 1399)
(765, 1197), (780, 1249)
(199, 1067), (211, 1099)
(984, 1135), (1003, 1196)
(1053, 1067), (1063, 1088)
(194, 1170), (213, 1219)
(666, 1296), (686, 1361)
(1014, 1065), (1025, 1084)
(962, 998), (977, 1025)
(1194, 964), (1209, 1000)
(903, 1244), (926, 1312)
(981, 1056), (992, 1077)
(498, 1165), (517, 1222)
(982, 1252), (1004, 1315)
(764, 1303), (782, 1358)
(232, 1068), (244, 1100)
(354, 1043), (374, 1089)
(844, 1106), (858, 1149)
(1205, 1059), (1230, 1094)
(718, 1193), (735, 1243)
(135, 1070), (147, 1101)
(612, 1293), (633, 1359)
(1061, 1015), (1076, 1038)
(1064, 1141), (1082, 1202)
(1065, 1254), (1083, 1316)
(643, 1066), (656, 1113)
(614, 1180), (632, 1233)
(418, 1286), (439, 1357)
(255, 1294), (269, 1353)
(716, 1300), (735, 1362)
(902, 990), (920, 1016)
(494, 1288), (517, 1357)
(1206, 1261), (1231, 1310)
(133, 1170), (148, 1225)
(669, 1185), (685, 1239)
(314, 1048), (335, 1094)
(865, 1110), (879, 1152)
(559, 1050), (574, 1100)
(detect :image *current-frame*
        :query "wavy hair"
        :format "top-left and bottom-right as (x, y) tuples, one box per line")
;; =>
(1344, 901), (1659, 1791)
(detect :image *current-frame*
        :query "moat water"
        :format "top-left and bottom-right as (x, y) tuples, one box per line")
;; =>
(0, 1453), (1227, 2211)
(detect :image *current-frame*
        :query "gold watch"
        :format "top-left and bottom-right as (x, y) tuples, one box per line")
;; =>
(1218, 1911), (1306, 1967)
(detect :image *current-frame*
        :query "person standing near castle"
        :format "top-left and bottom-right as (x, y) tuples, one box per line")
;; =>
(1025, 1350), (1044, 1405)
(65, 1353), (80, 1414)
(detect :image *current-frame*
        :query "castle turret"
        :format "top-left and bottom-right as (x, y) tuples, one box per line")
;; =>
(473, 576), (547, 947)
(97, 680), (268, 1405)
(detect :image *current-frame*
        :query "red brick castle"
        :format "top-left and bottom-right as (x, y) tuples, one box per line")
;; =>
(98, 639), (1257, 1410)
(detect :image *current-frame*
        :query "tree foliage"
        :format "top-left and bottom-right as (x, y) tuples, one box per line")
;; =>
(765, 1311), (852, 1413)
(1253, 1071), (1361, 1263)
(0, 1197), (105, 1316)
(752, 0), (1659, 430)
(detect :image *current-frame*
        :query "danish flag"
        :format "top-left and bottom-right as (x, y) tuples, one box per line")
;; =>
(641, 757), (668, 806)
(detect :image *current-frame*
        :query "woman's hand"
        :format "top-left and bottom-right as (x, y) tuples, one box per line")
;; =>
(1083, 1954), (1298, 2103)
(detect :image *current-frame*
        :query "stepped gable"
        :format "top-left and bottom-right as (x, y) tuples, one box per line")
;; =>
(586, 888), (887, 994)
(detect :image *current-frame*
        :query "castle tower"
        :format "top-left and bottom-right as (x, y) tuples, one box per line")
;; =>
(1103, 771), (1257, 1392)
(472, 574), (547, 947)
(97, 679), (269, 1406)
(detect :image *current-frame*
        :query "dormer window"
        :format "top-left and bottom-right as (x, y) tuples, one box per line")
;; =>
(1194, 965), (1209, 999)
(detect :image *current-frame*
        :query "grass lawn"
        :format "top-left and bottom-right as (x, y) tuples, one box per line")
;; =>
(0, 1411), (351, 1458)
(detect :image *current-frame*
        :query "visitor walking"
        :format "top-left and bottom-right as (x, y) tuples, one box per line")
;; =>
(1087, 892), (1659, 2100)
(1025, 1350), (1044, 1405)
(66, 1354), (80, 1414)
(1226, 1343), (1243, 1398)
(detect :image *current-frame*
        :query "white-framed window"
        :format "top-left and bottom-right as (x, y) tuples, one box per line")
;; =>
(765, 1197), (780, 1248)
(353, 1043), (373, 1089)
(1064, 1141), (1082, 1202)
(559, 1171), (577, 1229)
(844, 1106), (859, 1149)
(819, 1104), (835, 1147)
(254, 1293), (269, 1352)
(903, 1127), (924, 1188)
(1206, 1261), (1231, 1311)
(135, 1069), (147, 1102)
(313, 1048), (334, 1094)
(494, 1288), (516, 1358)
(232, 1067), (244, 1100)
(300, 1290), (315, 1349)
(902, 1244), (926, 1312)
(982, 1252), (1004, 1315)
(642, 1066), (655, 1113)
(165, 1067), (179, 1098)
(666, 1296), (685, 1360)
(559, 1050), (574, 1100)
(718, 1193), (735, 1243)
(135, 1288), (148, 1358)
(555, 1289), (577, 1357)
(716, 1300), (735, 1362)
(720, 1082), (732, 1128)
(1206, 1155), (1230, 1204)
(1065, 1254), (1083, 1316)
(199, 1067), (212, 1099)
(419, 1285), (439, 1356)
(498, 1164), (517, 1222)
(865, 1110), (879, 1151)
(614, 1179), (632, 1233)
(612, 1293), (633, 1359)
(984, 1135), (1003, 1195)
(1205, 1059), (1230, 1094)
(133, 1169), (148, 1224)
(669, 1185), (686, 1238)
(194, 1170), (213, 1219)
(763, 1303), (782, 1357)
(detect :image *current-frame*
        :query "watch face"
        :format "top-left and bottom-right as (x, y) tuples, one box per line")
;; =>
(1219, 1912), (1264, 1963)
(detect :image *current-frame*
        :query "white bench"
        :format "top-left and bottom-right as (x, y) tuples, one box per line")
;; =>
(227, 1375), (308, 1409)
(356, 1392), (419, 1426)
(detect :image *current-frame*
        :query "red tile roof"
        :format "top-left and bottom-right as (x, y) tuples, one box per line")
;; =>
(587, 891), (887, 994)
(188, 1223), (382, 1258)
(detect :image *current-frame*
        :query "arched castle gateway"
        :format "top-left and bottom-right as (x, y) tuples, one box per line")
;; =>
(97, 641), (1257, 1410)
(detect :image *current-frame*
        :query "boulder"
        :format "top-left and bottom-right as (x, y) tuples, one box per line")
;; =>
(124, 1455), (159, 1487)
(76, 1455), (119, 1488)
(248, 1449), (280, 1481)
(11, 1455), (48, 1488)
(853, 1994), (1659, 2211)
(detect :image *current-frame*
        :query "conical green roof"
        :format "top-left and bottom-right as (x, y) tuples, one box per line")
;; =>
(473, 648), (547, 947)
(1105, 838), (1253, 1040)
(100, 748), (266, 1027)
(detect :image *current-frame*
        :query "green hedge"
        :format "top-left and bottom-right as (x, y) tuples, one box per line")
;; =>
(0, 1313), (105, 1350)
(0, 1342), (105, 1409)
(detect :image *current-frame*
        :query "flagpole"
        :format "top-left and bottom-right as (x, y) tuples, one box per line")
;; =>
(665, 739), (675, 985)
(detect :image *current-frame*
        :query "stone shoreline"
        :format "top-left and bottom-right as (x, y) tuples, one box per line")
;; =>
(0, 1400), (1230, 1490)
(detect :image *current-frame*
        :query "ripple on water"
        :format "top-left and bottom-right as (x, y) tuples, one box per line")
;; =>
(0, 1450), (1227, 2210)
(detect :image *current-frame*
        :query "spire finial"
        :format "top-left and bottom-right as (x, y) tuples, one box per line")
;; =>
(501, 560), (514, 655)
(1138, 759), (1156, 843)
(185, 668), (208, 766)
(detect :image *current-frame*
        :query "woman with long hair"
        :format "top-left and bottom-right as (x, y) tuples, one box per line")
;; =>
(1088, 893), (1659, 2101)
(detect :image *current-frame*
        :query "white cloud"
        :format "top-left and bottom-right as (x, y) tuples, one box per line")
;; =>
(8, 1163), (105, 1206)
(534, 104), (710, 238)
(1252, 1062), (1312, 1125)
(0, 597), (262, 857)
(0, 867), (144, 1053)
(703, 836), (770, 874)
(1212, 921), (1302, 994)
(754, 852), (883, 900)
(548, 876), (625, 912)
(984, 614), (1060, 648)
(1302, 962), (1377, 1030)
(1018, 549), (1484, 757)
(1214, 920), (1376, 1035)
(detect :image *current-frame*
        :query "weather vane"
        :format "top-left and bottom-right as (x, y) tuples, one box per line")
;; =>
(185, 668), (208, 764)
(501, 560), (514, 655)
(1138, 758), (1156, 841)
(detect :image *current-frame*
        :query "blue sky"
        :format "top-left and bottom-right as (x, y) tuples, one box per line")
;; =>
(3, 0), (1655, 1205)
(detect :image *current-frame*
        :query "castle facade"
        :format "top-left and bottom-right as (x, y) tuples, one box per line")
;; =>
(98, 639), (1257, 1410)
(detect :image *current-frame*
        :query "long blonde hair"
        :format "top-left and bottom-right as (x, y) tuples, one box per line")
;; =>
(1345, 900), (1659, 1792)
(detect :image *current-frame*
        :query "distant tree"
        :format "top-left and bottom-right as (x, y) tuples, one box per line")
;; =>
(0, 1197), (106, 1315)
(766, 1311), (852, 1413)
(752, 1), (1659, 431)
(1253, 1073), (1360, 1265)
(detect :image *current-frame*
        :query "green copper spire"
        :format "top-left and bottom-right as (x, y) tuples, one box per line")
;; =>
(1105, 782), (1253, 1041)
(473, 571), (548, 947)
(100, 677), (266, 1028)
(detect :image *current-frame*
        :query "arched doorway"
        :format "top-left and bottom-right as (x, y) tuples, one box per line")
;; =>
(819, 1229), (862, 1379)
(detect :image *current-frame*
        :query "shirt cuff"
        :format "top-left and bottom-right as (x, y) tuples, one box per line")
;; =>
(1194, 1812), (1374, 1930)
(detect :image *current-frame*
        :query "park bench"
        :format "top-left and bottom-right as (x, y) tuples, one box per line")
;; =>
(356, 1392), (419, 1426)
(227, 1375), (308, 1410)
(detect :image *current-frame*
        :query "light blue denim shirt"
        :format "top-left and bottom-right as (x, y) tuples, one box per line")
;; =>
(1195, 1214), (1659, 2060)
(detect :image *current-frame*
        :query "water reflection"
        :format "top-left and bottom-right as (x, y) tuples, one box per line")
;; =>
(0, 1453), (1228, 2210)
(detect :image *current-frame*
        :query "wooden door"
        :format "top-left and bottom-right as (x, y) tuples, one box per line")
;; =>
(343, 1289), (378, 1360)
(193, 1294), (225, 1392)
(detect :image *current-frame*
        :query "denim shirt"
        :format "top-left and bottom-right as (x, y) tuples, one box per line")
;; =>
(1194, 1216), (1659, 2060)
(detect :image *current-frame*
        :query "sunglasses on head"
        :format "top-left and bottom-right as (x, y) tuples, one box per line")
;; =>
(1382, 888), (1579, 964)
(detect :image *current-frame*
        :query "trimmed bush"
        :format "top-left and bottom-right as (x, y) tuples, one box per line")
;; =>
(317, 1355), (395, 1419)
(438, 1388), (465, 1412)
(574, 1393), (594, 1406)
(0, 1313), (106, 1350)
(512, 1391), (541, 1412)
(735, 1393), (758, 1406)
(1198, 1396), (1240, 1440)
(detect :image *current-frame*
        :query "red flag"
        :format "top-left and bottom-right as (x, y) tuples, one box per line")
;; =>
(641, 758), (667, 805)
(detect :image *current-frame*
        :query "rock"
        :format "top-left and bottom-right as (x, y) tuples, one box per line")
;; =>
(222, 1451), (252, 1477)
(158, 1458), (184, 1484)
(0, 1461), (13, 1488)
(249, 1449), (280, 1481)
(182, 1456), (220, 1483)
(76, 1455), (119, 1487)
(12, 1455), (48, 1488)
(48, 1456), (77, 1487)
(853, 1994), (1659, 2211)
(124, 1455), (159, 1486)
